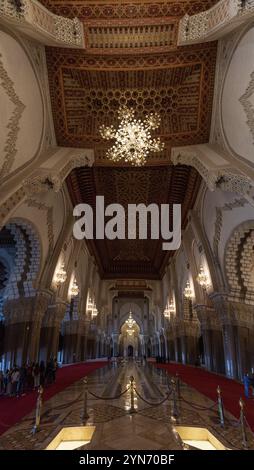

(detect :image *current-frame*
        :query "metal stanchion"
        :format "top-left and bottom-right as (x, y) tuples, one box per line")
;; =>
(129, 375), (136, 414)
(32, 386), (43, 434)
(239, 397), (248, 449)
(81, 376), (89, 423)
(171, 378), (179, 418)
(217, 386), (225, 427)
(175, 373), (181, 399)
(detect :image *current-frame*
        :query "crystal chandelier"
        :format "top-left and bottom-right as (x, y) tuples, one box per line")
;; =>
(87, 296), (94, 310)
(164, 298), (176, 318)
(125, 311), (136, 328)
(184, 280), (193, 300)
(91, 305), (98, 318)
(70, 277), (79, 297)
(197, 265), (210, 290)
(127, 329), (134, 336)
(55, 262), (67, 286)
(99, 106), (165, 166)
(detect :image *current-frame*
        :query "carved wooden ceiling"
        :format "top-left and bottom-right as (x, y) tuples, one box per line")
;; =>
(45, 0), (217, 164)
(44, 1), (216, 279)
(67, 165), (200, 279)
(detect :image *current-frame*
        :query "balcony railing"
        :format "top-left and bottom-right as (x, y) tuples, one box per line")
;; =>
(178, 0), (254, 45)
(0, 0), (84, 48)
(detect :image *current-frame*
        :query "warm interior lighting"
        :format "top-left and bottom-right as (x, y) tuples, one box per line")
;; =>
(55, 262), (67, 286)
(174, 426), (227, 451)
(46, 426), (95, 450)
(56, 440), (89, 450)
(125, 311), (136, 328)
(184, 280), (193, 299)
(99, 106), (165, 166)
(164, 298), (175, 318)
(127, 329), (134, 336)
(197, 265), (210, 290)
(70, 277), (79, 297)
(91, 305), (98, 318)
(86, 294), (98, 318)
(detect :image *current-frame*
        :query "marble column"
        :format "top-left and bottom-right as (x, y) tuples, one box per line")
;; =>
(62, 318), (86, 363)
(39, 301), (67, 362)
(195, 303), (225, 373)
(3, 293), (50, 367)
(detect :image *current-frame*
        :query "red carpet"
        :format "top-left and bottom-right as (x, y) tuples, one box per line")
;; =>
(0, 362), (107, 436)
(156, 363), (254, 431)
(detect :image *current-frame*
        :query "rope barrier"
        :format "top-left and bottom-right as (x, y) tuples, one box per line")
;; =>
(179, 395), (218, 411)
(87, 386), (130, 401)
(134, 387), (171, 407)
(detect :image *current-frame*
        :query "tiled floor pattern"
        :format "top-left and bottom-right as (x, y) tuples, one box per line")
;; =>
(0, 361), (253, 450)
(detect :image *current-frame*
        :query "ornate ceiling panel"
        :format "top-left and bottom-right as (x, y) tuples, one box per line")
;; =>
(40, 1), (218, 20)
(67, 165), (200, 279)
(46, 42), (217, 163)
(40, 1), (218, 53)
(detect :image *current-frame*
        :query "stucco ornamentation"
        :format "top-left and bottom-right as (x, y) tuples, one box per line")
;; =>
(0, 53), (26, 181)
(239, 70), (254, 142)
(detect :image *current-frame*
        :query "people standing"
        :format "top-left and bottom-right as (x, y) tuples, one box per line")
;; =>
(244, 372), (250, 399)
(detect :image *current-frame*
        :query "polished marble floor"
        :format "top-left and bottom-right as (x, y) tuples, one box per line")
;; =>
(0, 360), (253, 450)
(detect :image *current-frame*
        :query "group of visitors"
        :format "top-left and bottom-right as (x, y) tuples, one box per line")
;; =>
(0, 358), (58, 397)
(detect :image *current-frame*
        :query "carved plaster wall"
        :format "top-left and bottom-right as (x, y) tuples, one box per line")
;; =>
(0, 26), (55, 183)
(210, 24), (254, 168)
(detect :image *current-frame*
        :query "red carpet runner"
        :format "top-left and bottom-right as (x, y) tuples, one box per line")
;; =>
(156, 363), (254, 431)
(0, 362), (107, 436)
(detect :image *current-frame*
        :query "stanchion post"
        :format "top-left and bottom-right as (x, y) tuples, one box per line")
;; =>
(32, 385), (43, 435)
(81, 376), (89, 423)
(129, 375), (136, 414)
(171, 378), (179, 418)
(239, 397), (248, 449)
(217, 385), (225, 427)
(176, 373), (180, 398)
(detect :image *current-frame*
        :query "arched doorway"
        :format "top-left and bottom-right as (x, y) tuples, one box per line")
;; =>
(128, 345), (134, 357)
(119, 313), (141, 358)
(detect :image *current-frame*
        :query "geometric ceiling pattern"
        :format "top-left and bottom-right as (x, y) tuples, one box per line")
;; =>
(67, 165), (201, 279)
(46, 42), (217, 164)
(40, 1), (218, 21)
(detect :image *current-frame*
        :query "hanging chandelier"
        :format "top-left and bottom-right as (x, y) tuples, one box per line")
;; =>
(127, 329), (134, 336)
(197, 265), (210, 290)
(164, 298), (176, 318)
(70, 277), (79, 297)
(91, 305), (98, 318)
(184, 280), (193, 300)
(125, 311), (136, 329)
(55, 262), (67, 286)
(99, 106), (165, 166)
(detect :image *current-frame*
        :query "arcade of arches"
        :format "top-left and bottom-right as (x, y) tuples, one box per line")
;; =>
(1, 0), (254, 452)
